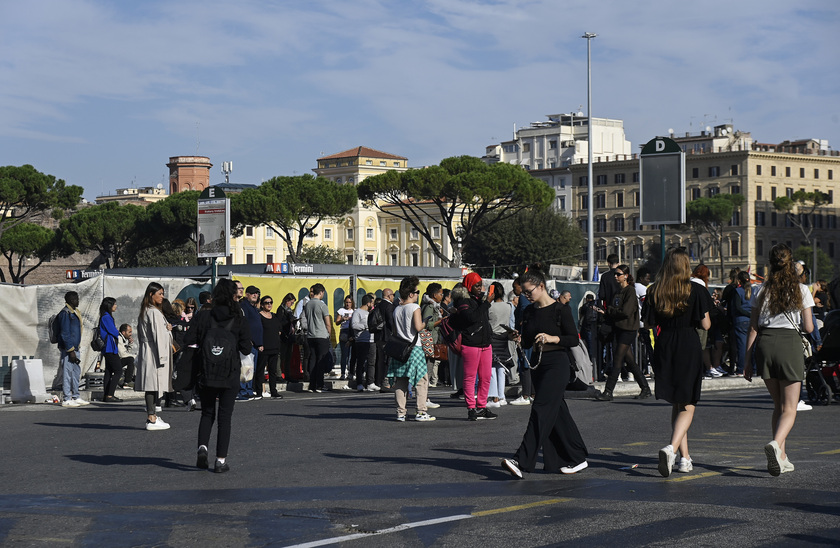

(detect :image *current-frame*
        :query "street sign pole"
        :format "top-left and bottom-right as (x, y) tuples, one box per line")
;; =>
(197, 186), (230, 290)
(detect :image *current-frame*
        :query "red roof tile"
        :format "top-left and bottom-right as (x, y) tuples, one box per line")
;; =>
(318, 146), (407, 161)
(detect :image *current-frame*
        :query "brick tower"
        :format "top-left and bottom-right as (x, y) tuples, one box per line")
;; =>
(167, 156), (212, 194)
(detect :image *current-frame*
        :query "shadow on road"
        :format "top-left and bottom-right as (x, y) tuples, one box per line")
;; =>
(66, 454), (197, 471)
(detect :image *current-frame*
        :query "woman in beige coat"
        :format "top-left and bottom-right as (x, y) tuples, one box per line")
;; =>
(135, 282), (174, 431)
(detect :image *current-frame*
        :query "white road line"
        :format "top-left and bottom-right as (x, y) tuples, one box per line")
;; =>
(284, 514), (473, 548)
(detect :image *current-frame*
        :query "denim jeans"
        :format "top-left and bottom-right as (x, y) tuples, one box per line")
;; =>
(238, 348), (258, 398)
(61, 350), (81, 401)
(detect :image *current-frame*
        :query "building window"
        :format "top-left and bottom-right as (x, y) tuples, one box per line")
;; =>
(708, 187), (720, 197)
(335, 177), (342, 184)
(549, 140), (557, 149)
(800, 168), (805, 178)
(755, 211), (766, 226)
(366, 228), (374, 240)
(771, 166), (777, 176)
(730, 239), (739, 256)
(366, 254), (374, 265)
(691, 188), (700, 200)
(394, 162), (400, 167)
(595, 218), (607, 232)
(771, 212), (777, 226)
(346, 228), (354, 240)
(579, 219), (588, 232)
(558, 196), (566, 211)
(581, 195), (589, 209)
(595, 194), (606, 208)
(266, 254), (274, 264)
(691, 167), (699, 179)
(756, 240), (763, 256)
(829, 190), (834, 204)
(245, 226), (254, 237)
(771, 187), (777, 200)
(815, 169), (820, 179)
(615, 173), (626, 184)
(391, 253), (398, 266)
(389, 228), (398, 240)
(786, 167), (791, 177)
(631, 217), (639, 230)
(432, 226), (440, 238)
(246, 253), (254, 264)
(597, 174), (607, 185)
(709, 166), (720, 177)
(523, 165), (530, 171)
(324, 228), (332, 240)
(633, 243), (644, 258)
(831, 215), (838, 229)
(305, 228), (315, 239)
(366, 160), (372, 165)
(614, 217), (624, 231)
(616, 192), (624, 208)
(522, 143), (531, 153)
(596, 244), (607, 261)
(410, 228), (419, 240)
(731, 210), (740, 226)
(786, 188), (793, 198)
(830, 242), (836, 258)
(632, 172), (640, 183)
(731, 165), (739, 176)
(829, 170), (834, 180)
(756, 186), (762, 200)
(346, 254), (354, 264)
(634, 191), (640, 207)
(757, 165), (762, 175)
(266, 226), (274, 238)
(731, 185), (740, 194)
(579, 176), (588, 186)
(412, 252), (419, 266)
(378, 161), (385, 166)
(536, 163), (543, 170)
(348, 177), (354, 184)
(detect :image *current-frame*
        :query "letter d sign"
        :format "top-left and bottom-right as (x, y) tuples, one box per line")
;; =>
(656, 139), (665, 152)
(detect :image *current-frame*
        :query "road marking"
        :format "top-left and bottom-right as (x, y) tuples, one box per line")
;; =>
(283, 499), (571, 547)
(624, 442), (649, 447)
(667, 471), (722, 482)
(816, 448), (840, 455)
(472, 498), (571, 517)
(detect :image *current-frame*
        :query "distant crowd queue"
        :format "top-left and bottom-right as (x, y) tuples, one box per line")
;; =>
(51, 243), (815, 477)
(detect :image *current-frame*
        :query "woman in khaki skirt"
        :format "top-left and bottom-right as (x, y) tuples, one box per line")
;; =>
(744, 244), (814, 476)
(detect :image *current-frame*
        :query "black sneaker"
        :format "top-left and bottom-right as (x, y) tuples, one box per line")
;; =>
(196, 447), (208, 470)
(468, 408), (478, 421)
(214, 460), (230, 473)
(476, 408), (497, 420)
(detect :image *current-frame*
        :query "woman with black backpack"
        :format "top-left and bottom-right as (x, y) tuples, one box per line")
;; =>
(98, 297), (123, 403)
(184, 278), (252, 473)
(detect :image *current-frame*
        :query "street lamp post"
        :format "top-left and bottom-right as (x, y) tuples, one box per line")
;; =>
(582, 32), (597, 280)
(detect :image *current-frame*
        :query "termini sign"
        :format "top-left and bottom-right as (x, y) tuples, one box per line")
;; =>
(264, 263), (315, 274)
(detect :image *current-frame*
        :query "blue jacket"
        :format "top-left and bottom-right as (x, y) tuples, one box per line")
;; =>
(241, 300), (264, 346)
(99, 313), (120, 354)
(58, 305), (82, 352)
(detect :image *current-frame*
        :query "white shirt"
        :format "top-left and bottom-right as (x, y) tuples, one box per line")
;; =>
(756, 283), (815, 329)
(337, 307), (353, 331)
(393, 302), (421, 346)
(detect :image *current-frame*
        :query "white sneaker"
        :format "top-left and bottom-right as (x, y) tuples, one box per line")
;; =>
(797, 400), (812, 411)
(502, 458), (523, 479)
(366, 383), (381, 392)
(262, 391), (272, 398)
(510, 396), (531, 406)
(561, 461), (588, 474)
(678, 457), (693, 473)
(146, 417), (171, 431)
(486, 400), (501, 408)
(708, 368), (723, 378)
(396, 414), (406, 422)
(765, 440), (782, 476)
(425, 400), (440, 409)
(74, 398), (90, 406)
(499, 399), (508, 406)
(155, 406), (162, 413)
(414, 412), (436, 422)
(62, 399), (80, 408)
(658, 445), (676, 477)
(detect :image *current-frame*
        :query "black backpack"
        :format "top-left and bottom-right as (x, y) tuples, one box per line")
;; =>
(200, 317), (238, 387)
(368, 305), (385, 334)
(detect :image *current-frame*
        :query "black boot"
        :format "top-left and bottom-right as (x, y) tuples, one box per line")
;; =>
(634, 386), (652, 399)
(595, 388), (614, 401)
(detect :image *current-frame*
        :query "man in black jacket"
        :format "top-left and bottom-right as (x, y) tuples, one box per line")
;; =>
(373, 288), (396, 391)
(454, 272), (497, 421)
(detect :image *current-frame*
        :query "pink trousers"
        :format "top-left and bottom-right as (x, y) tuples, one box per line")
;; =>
(461, 345), (492, 409)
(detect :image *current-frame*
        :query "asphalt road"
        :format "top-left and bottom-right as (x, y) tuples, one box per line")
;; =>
(1, 386), (838, 547)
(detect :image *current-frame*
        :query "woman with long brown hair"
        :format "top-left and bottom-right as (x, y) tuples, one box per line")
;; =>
(135, 282), (174, 431)
(642, 248), (710, 476)
(744, 244), (814, 476)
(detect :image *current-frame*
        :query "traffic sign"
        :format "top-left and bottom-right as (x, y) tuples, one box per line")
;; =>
(640, 137), (685, 225)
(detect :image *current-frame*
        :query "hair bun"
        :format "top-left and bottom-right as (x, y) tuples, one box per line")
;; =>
(528, 262), (546, 275)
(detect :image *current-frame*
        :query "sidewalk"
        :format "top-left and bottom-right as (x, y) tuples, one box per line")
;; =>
(566, 374), (757, 400)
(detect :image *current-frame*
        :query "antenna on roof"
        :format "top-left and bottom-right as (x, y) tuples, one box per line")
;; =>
(195, 121), (200, 154)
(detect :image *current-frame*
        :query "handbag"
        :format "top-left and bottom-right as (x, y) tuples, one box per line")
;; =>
(384, 332), (419, 362)
(240, 351), (255, 382)
(433, 343), (449, 360)
(783, 311), (813, 359)
(419, 329), (434, 357)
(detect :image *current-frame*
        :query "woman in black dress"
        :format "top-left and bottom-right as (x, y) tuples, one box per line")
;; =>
(257, 295), (283, 399)
(502, 266), (588, 478)
(642, 248), (710, 477)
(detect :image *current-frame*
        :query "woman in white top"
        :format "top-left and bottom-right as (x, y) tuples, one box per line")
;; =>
(744, 244), (814, 476)
(386, 275), (435, 422)
(336, 296), (355, 380)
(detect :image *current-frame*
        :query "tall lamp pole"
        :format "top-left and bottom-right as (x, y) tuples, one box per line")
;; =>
(582, 32), (597, 280)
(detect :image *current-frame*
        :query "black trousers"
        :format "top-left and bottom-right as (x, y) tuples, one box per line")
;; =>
(198, 385), (237, 459)
(255, 351), (280, 395)
(102, 352), (122, 398)
(514, 351), (588, 473)
(120, 357), (135, 384)
(307, 338), (330, 391)
(354, 341), (374, 387)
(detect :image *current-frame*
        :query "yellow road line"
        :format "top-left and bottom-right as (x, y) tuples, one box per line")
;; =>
(472, 498), (572, 517)
(816, 448), (840, 455)
(624, 442), (649, 447)
(667, 471), (722, 482)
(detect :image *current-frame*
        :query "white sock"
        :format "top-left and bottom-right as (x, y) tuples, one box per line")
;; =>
(198, 445), (207, 452)
(216, 457), (226, 464)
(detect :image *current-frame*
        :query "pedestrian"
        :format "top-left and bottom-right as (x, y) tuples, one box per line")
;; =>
(447, 284), (468, 400)
(730, 270), (753, 376)
(98, 297), (123, 403)
(237, 283), (264, 400)
(578, 292), (602, 383)
(642, 247), (711, 477)
(56, 291), (89, 407)
(257, 295), (283, 398)
(596, 265), (651, 400)
(336, 296), (355, 381)
(386, 276), (435, 422)
(373, 288), (396, 391)
(487, 281), (514, 408)
(185, 278), (253, 473)
(502, 265), (588, 478)
(135, 282), (173, 431)
(162, 299), (190, 408)
(351, 294), (376, 391)
(421, 283), (444, 388)
(721, 268), (742, 374)
(510, 276), (534, 405)
(278, 293), (296, 382)
(744, 245), (814, 476)
(117, 323), (135, 389)
(183, 297), (198, 322)
(453, 272), (497, 421)
(303, 283), (332, 392)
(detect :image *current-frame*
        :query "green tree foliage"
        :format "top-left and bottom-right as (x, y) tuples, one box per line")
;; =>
(235, 175), (357, 263)
(685, 194), (745, 281)
(297, 244), (346, 265)
(0, 222), (56, 284)
(793, 245), (835, 282)
(774, 190), (830, 245)
(0, 164), (83, 239)
(59, 202), (145, 268)
(134, 241), (200, 268)
(141, 190), (200, 247)
(462, 208), (585, 279)
(358, 156), (554, 266)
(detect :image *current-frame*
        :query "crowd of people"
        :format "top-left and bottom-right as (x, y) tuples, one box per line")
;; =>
(50, 243), (818, 478)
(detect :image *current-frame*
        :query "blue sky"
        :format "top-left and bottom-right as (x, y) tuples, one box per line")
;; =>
(1, 0), (838, 201)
